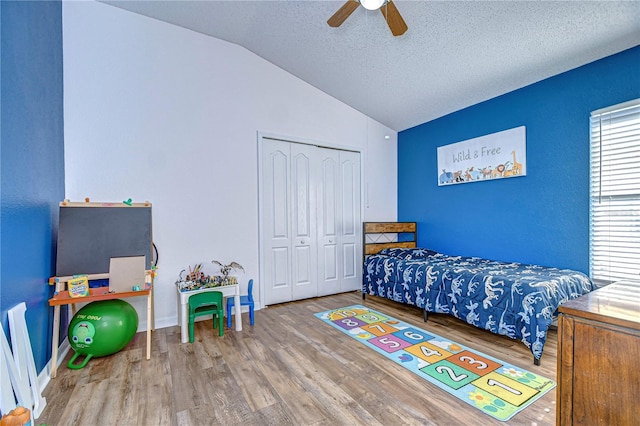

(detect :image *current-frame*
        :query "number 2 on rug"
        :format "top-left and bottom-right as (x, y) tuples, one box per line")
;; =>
(436, 365), (468, 383)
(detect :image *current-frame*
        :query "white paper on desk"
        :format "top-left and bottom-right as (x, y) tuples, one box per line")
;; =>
(109, 256), (146, 293)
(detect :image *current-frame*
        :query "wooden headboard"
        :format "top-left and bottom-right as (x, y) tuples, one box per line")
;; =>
(363, 222), (417, 256)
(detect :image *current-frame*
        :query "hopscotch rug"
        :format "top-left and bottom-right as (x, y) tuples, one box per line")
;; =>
(314, 305), (555, 422)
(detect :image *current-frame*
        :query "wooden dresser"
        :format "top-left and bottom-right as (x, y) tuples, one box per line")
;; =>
(556, 280), (640, 426)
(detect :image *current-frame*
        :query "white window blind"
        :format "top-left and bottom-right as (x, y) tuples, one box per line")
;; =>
(590, 99), (640, 284)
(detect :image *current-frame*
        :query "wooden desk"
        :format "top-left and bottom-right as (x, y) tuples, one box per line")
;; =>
(48, 284), (153, 378)
(177, 284), (242, 343)
(557, 280), (640, 425)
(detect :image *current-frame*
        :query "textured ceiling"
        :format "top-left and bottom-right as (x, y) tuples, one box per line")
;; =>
(103, 1), (640, 131)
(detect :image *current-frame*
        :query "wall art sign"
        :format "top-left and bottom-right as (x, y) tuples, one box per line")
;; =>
(437, 126), (526, 186)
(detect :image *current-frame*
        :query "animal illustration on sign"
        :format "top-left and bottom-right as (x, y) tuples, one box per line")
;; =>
(437, 126), (526, 185)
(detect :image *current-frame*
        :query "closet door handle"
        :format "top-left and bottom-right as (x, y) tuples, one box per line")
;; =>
(329, 239), (333, 243)
(301, 240), (305, 245)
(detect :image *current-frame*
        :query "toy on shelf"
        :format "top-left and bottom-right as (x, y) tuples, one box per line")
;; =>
(146, 265), (158, 289)
(175, 262), (240, 292)
(67, 275), (89, 298)
(211, 260), (244, 277)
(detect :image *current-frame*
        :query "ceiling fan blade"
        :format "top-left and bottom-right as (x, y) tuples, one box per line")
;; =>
(380, 1), (408, 36)
(328, 0), (360, 28)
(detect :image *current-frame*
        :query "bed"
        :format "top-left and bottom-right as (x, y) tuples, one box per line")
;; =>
(362, 222), (595, 364)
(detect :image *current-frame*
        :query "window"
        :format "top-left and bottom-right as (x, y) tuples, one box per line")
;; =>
(590, 99), (640, 285)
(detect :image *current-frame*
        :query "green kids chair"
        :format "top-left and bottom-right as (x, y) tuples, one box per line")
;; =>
(188, 291), (224, 342)
(227, 279), (255, 328)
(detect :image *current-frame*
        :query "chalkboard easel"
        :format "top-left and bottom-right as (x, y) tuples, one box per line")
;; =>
(50, 200), (155, 378)
(55, 200), (153, 277)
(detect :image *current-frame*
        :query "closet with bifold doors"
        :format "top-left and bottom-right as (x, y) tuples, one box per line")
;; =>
(261, 136), (362, 305)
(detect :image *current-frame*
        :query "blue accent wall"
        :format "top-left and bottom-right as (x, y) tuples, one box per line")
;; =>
(398, 46), (640, 274)
(1, 1), (65, 372)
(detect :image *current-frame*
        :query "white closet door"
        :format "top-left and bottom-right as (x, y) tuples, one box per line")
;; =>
(261, 137), (360, 305)
(339, 150), (362, 292)
(262, 139), (293, 305)
(317, 148), (341, 296)
(290, 143), (318, 300)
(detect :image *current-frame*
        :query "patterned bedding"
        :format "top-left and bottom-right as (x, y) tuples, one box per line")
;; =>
(362, 248), (595, 362)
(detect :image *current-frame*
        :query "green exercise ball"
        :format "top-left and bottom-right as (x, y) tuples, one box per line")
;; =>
(67, 299), (138, 369)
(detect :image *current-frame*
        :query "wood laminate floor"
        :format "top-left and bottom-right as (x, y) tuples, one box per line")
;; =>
(37, 292), (557, 425)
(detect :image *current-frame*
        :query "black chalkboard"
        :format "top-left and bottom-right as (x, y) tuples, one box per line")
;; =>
(56, 205), (152, 276)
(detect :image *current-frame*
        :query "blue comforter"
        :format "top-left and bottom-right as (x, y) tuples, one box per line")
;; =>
(363, 248), (595, 361)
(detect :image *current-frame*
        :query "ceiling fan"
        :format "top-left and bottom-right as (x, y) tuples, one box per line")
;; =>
(328, 0), (408, 36)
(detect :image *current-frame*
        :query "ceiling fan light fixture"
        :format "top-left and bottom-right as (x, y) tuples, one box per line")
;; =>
(360, 0), (386, 11)
(328, 0), (407, 36)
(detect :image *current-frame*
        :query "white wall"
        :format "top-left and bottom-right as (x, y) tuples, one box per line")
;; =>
(63, 1), (397, 328)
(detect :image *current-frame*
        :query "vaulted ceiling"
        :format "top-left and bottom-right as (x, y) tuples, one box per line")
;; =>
(104, 1), (640, 131)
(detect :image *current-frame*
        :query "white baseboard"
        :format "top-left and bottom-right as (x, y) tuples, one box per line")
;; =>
(146, 315), (179, 331)
(38, 339), (70, 392)
(138, 305), (261, 332)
